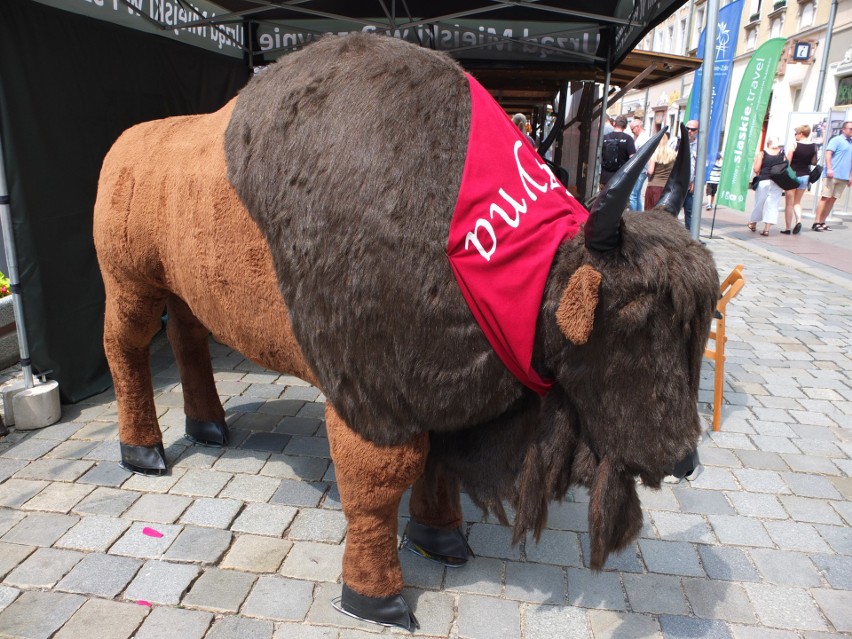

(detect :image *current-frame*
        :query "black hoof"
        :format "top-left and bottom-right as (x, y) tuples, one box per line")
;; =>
(119, 442), (167, 476)
(185, 417), (229, 447)
(402, 519), (474, 567)
(333, 583), (419, 631)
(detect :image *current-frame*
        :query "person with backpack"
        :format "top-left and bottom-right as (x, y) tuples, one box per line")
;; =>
(600, 115), (635, 188)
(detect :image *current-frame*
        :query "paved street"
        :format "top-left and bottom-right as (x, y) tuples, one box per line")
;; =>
(0, 204), (849, 639)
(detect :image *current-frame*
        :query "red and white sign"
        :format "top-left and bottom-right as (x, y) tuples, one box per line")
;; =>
(447, 74), (589, 395)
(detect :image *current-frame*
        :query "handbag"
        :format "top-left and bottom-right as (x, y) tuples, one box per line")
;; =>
(768, 160), (800, 190)
(808, 164), (823, 184)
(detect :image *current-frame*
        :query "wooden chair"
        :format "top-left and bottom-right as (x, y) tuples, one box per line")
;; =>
(704, 264), (745, 431)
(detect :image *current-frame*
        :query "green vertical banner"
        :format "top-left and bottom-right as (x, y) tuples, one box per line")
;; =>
(717, 38), (786, 211)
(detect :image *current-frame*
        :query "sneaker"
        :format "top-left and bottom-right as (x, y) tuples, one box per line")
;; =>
(705, 204), (711, 210)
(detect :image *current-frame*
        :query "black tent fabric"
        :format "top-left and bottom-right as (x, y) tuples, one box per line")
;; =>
(0, 0), (250, 402)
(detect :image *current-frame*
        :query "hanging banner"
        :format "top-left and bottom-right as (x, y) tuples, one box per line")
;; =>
(687, 0), (744, 181)
(717, 38), (786, 212)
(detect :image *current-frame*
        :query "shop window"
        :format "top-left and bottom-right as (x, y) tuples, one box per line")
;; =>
(798, 1), (815, 29)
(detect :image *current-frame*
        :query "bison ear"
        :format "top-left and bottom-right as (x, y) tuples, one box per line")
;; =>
(556, 265), (602, 345)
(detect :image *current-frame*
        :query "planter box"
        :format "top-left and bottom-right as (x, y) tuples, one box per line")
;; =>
(0, 296), (19, 370)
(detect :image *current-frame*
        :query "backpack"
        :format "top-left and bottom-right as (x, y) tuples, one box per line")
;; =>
(601, 135), (624, 172)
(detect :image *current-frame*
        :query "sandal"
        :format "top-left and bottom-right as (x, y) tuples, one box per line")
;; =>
(822, 224), (833, 231)
(760, 230), (769, 236)
(812, 223), (824, 231)
(780, 229), (791, 235)
(747, 223), (757, 232)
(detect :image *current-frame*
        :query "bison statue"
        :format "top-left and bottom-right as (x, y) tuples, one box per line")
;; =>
(93, 34), (719, 630)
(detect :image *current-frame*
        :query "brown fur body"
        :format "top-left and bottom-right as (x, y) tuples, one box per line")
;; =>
(94, 33), (718, 605)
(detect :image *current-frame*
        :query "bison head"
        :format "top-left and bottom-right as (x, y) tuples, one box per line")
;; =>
(515, 125), (720, 568)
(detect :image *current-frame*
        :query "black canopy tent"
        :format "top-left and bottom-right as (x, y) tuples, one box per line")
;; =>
(0, 0), (693, 403)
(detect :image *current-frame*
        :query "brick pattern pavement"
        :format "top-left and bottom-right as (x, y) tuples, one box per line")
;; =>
(0, 237), (849, 638)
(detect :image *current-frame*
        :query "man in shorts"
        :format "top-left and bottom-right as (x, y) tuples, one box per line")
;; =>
(813, 121), (852, 231)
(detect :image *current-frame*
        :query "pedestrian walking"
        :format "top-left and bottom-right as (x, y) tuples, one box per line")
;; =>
(782, 125), (818, 234)
(812, 120), (852, 231)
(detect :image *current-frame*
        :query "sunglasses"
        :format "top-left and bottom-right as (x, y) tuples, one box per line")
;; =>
(686, 127), (698, 132)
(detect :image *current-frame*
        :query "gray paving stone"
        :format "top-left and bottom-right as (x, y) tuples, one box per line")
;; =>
(764, 521), (831, 553)
(779, 495), (843, 524)
(504, 561), (564, 603)
(173, 446), (223, 469)
(402, 588), (455, 638)
(0, 479), (49, 508)
(242, 432), (291, 453)
(133, 607), (212, 639)
(580, 536), (643, 572)
(82, 440), (122, 462)
(547, 501), (590, 531)
(180, 497), (243, 529)
(623, 573), (689, 615)
(279, 541), (343, 582)
(282, 435), (329, 459)
(649, 511), (716, 543)
(726, 492), (789, 519)
(748, 548), (822, 587)
(72, 487), (140, 516)
(219, 475), (281, 502)
(0, 509), (25, 538)
(122, 468), (186, 493)
(259, 454), (329, 481)
(55, 552), (142, 597)
(688, 466), (741, 491)
(221, 534), (292, 573)
(109, 521), (183, 558)
(0, 460), (27, 484)
(19, 482), (94, 513)
(399, 545), (446, 590)
(811, 553), (852, 590)
(242, 575), (314, 621)
(457, 594), (520, 639)
(0, 591), (85, 639)
(0, 543), (35, 580)
(782, 473), (843, 499)
(274, 417), (322, 438)
(588, 610), (661, 639)
(53, 599), (148, 639)
(123, 492), (193, 523)
(0, 585), (18, 613)
(444, 555), (503, 595)
(281, 386), (321, 402)
(729, 625), (799, 639)
(123, 558), (200, 605)
(212, 449), (270, 474)
(745, 583), (828, 630)
(782, 454), (841, 476)
(467, 523), (520, 560)
(55, 519), (127, 559)
(814, 524), (852, 555)
(682, 578), (756, 623)
(12, 458), (93, 482)
(733, 469), (791, 494)
(733, 450), (789, 471)
(658, 616), (732, 639)
(29, 421), (85, 441)
(638, 539), (704, 576)
(206, 616), (274, 639)
(164, 526), (232, 564)
(707, 515), (773, 547)
(525, 529), (582, 567)
(76, 462), (133, 487)
(811, 590), (852, 632)
(0, 438), (59, 460)
(69, 420), (118, 441)
(1, 511), (79, 547)
(288, 508), (346, 543)
(3, 547), (83, 588)
(268, 479), (327, 507)
(182, 567), (256, 612)
(566, 567), (626, 610)
(169, 469), (233, 497)
(671, 488), (734, 515)
(231, 503), (297, 537)
(709, 433), (756, 451)
(523, 602), (588, 639)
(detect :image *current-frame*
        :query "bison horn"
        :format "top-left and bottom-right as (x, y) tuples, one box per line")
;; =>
(585, 126), (669, 253)
(656, 123), (692, 215)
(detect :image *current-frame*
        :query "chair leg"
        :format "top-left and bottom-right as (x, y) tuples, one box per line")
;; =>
(712, 348), (724, 432)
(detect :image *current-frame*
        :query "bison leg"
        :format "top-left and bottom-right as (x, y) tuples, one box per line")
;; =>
(165, 295), (228, 447)
(326, 404), (427, 631)
(103, 272), (168, 475)
(403, 467), (473, 567)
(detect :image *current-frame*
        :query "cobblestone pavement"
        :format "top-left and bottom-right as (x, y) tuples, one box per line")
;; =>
(0, 232), (849, 639)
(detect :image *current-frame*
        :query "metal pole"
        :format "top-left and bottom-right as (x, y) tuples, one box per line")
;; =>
(0, 129), (34, 389)
(814, 0), (838, 112)
(592, 62), (612, 196)
(692, 0), (719, 240)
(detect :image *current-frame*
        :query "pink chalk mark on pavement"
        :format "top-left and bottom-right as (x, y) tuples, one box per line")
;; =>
(137, 600), (152, 607)
(142, 526), (163, 538)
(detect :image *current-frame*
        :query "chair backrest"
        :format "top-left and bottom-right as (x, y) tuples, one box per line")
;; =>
(717, 264), (745, 315)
